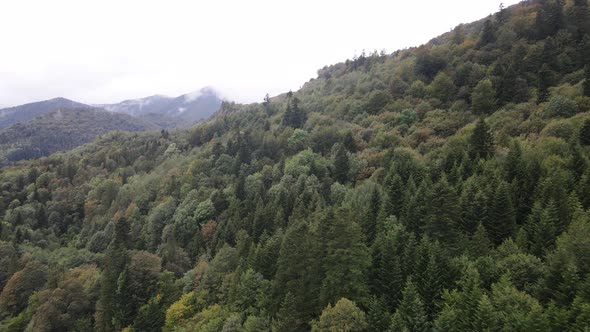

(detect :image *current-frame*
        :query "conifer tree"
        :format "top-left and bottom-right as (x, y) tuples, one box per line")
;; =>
(333, 145), (350, 184)
(415, 238), (447, 319)
(363, 188), (381, 244)
(469, 118), (494, 160)
(272, 220), (319, 326)
(402, 178), (432, 235)
(487, 181), (516, 245)
(98, 218), (130, 332)
(477, 19), (496, 48)
(366, 296), (390, 332)
(470, 223), (492, 257)
(525, 201), (558, 256)
(273, 292), (301, 332)
(580, 119), (590, 146)
(426, 175), (460, 244)
(389, 279), (429, 332)
(384, 170), (403, 219)
(321, 209), (370, 307)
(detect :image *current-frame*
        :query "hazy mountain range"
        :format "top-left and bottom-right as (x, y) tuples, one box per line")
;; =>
(95, 87), (222, 128)
(0, 87), (223, 163)
(0, 87), (223, 130)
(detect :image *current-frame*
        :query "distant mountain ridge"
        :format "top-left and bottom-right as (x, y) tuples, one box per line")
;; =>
(0, 108), (157, 164)
(0, 97), (92, 129)
(96, 87), (223, 128)
(0, 87), (223, 130)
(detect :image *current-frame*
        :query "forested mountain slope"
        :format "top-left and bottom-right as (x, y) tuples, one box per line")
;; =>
(2, 0), (590, 331)
(0, 108), (157, 165)
(0, 97), (92, 129)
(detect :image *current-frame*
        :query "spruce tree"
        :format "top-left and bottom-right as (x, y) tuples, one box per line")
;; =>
(580, 119), (590, 146)
(389, 279), (429, 332)
(333, 145), (350, 184)
(426, 175), (460, 244)
(477, 18), (496, 48)
(402, 178), (432, 235)
(384, 170), (403, 219)
(572, 0), (590, 41)
(366, 296), (390, 332)
(98, 218), (130, 332)
(363, 188), (381, 244)
(487, 181), (516, 245)
(414, 238), (447, 319)
(272, 220), (319, 326)
(273, 292), (301, 332)
(320, 209), (370, 307)
(526, 201), (559, 256)
(471, 223), (493, 257)
(469, 118), (494, 160)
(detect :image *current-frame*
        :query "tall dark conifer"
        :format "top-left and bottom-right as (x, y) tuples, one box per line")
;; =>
(469, 118), (494, 160)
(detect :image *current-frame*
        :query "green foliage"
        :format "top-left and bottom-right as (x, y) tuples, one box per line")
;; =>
(579, 119), (590, 145)
(472, 79), (496, 114)
(390, 279), (429, 332)
(366, 90), (390, 115)
(544, 96), (579, 118)
(311, 298), (368, 332)
(0, 2), (590, 330)
(320, 209), (370, 306)
(469, 118), (494, 160)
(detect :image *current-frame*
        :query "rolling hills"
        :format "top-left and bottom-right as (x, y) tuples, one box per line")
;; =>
(0, 108), (157, 165)
(1, 0), (590, 331)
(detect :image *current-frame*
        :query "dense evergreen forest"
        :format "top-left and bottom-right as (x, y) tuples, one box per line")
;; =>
(3, 0), (590, 330)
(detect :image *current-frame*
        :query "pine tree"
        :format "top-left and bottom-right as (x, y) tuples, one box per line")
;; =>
(571, 144), (587, 180)
(366, 296), (390, 332)
(525, 201), (559, 256)
(487, 181), (516, 245)
(414, 238), (447, 319)
(471, 223), (493, 257)
(572, 0), (590, 41)
(469, 118), (494, 160)
(272, 220), (319, 326)
(283, 97), (307, 128)
(384, 170), (404, 219)
(535, 0), (564, 39)
(273, 292), (301, 332)
(402, 178), (432, 235)
(426, 175), (460, 244)
(460, 179), (488, 235)
(389, 279), (429, 332)
(477, 18), (496, 48)
(333, 145), (350, 184)
(473, 294), (498, 331)
(321, 209), (370, 307)
(577, 170), (590, 209)
(363, 188), (381, 244)
(505, 140), (523, 182)
(580, 119), (590, 146)
(98, 218), (130, 332)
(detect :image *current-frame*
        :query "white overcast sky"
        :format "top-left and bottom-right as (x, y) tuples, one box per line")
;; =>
(0, 0), (520, 107)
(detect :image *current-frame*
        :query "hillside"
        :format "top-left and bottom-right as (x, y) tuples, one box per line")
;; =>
(0, 108), (157, 165)
(98, 87), (223, 128)
(0, 97), (92, 129)
(1, 0), (590, 331)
